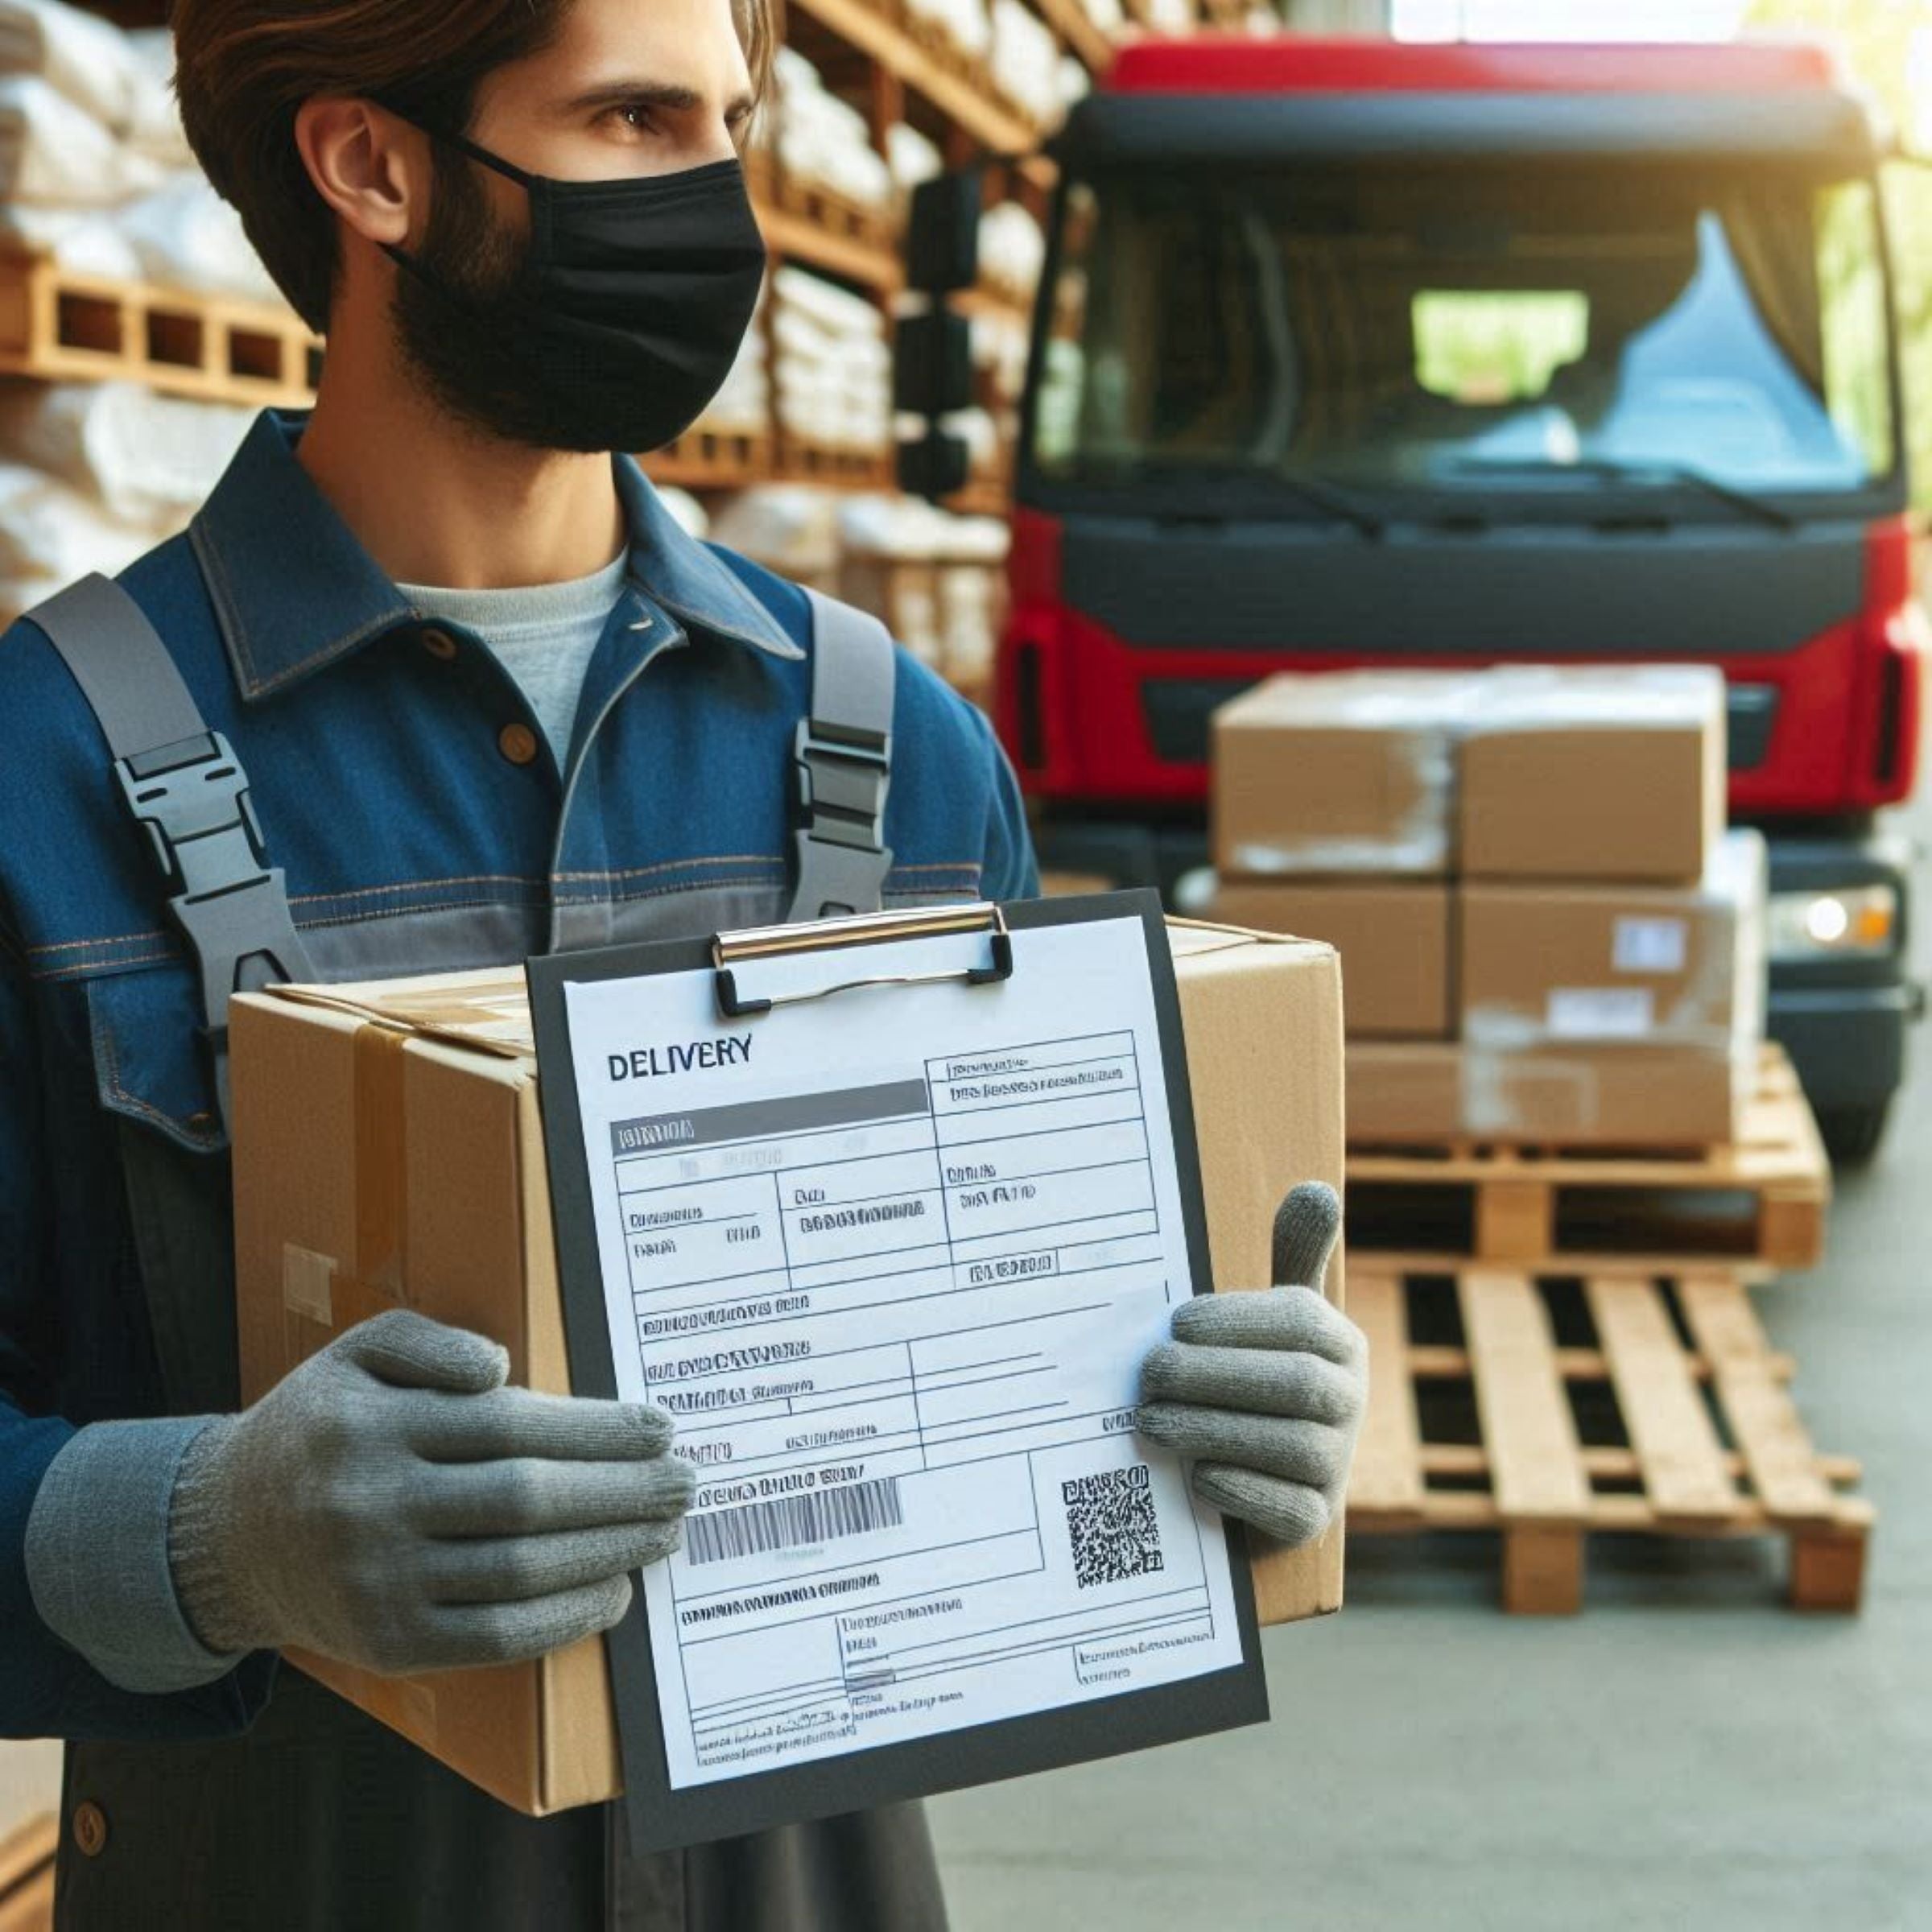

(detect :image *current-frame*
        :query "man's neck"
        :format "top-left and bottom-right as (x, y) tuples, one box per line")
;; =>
(295, 339), (627, 592)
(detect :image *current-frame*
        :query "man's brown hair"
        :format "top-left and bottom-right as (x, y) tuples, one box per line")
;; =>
(173, 0), (776, 332)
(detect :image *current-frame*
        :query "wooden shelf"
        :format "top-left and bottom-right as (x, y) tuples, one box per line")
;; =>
(1030, 0), (1116, 72)
(789, 0), (1042, 156)
(758, 196), (905, 292)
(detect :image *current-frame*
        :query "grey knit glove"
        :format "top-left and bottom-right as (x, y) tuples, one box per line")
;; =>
(1137, 1183), (1364, 1548)
(168, 1309), (693, 1676)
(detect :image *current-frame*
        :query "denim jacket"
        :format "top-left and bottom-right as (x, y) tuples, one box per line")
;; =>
(0, 410), (1036, 1743)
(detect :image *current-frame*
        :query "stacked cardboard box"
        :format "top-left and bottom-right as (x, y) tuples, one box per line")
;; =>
(1208, 665), (1766, 1148)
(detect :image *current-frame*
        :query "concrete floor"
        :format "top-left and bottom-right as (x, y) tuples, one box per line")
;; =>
(933, 794), (1932, 1932)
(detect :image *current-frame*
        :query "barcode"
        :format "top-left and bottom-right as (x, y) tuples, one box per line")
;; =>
(685, 1476), (904, 1567)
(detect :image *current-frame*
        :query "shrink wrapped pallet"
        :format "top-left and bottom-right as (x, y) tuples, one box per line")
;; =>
(706, 485), (843, 589)
(989, 0), (1061, 126)
(904, 0), (991, 61)
(0, 73), (163, 204)
(886, 122), (943, 204)
(0, 0), (176, 153)
(0, 381), (253, 523)
(771, 47), (892, 212)
(771, 265), (891, 454)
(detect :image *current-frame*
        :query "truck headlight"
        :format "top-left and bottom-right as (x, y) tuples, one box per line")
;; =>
(1766, 886), (1899, 961)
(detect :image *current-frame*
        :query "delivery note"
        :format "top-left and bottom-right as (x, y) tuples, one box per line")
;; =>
(559, 916), (1249, 1792)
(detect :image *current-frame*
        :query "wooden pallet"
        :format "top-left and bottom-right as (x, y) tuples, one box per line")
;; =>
(0, 254), (319, 407)
(646, 427), (774, 492)
(1346, 1046), (1829, 1272)
(774, 432), (896, 488)
(1347, 1264), (1871, 1613)
(0, 1816), (54, 1932)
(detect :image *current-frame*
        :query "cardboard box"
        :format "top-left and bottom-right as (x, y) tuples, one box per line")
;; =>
(1345, 1041), (1465, 1143)
(1347, 1039), (1744, 1149)
(230, 919), (1345, 1816)
(1208, 881), (1452, 1039)
(1459, 831), (1766, 1055)
(1459, 665), (1727, 883)
(1212, 671), (1475, 877)
(1461, 1037), (1744, 1146)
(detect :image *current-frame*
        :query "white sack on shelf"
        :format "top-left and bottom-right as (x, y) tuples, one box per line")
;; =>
(0, 202), (141, 278)
(0, 462), (163, 586)
(118, 174), (279, 302)
(0, 382), (254, 524)
(0, 74), (164, 205)
(125, 29), (193, 165)
(773, 263), (886, 335)
(0, 0), (174, 153)
(989, 0), (1060, 125)
(886, 123), (942, 197)
(978, 200), (1045, 295)
(707, 485), (841, 576)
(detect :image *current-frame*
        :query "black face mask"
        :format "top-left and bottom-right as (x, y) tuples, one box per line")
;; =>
(385, 120), (766, 454)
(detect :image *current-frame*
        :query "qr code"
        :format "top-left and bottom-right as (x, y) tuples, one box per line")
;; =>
(1062, 1463), (1163, 1589)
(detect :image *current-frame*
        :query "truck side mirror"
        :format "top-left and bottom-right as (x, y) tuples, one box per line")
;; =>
(894, 308), (974, 417)
(906, 168), (983, 295)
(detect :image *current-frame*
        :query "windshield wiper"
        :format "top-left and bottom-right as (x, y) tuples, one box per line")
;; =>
(1120, 460), (1387, 539)
(1446, 456), (1796, 532)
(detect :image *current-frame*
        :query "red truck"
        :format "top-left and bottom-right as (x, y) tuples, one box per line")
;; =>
(910, 35), (1926, 1158)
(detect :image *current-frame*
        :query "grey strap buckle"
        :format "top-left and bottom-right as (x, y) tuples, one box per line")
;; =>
(114, 729), (315, 1062)
(794, 716), (891, 849)
(791, 716), (894, 920)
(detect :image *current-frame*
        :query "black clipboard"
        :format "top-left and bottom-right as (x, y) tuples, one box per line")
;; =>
(526, 890), (1268, 1854)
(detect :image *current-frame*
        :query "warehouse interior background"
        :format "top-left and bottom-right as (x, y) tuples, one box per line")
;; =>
(2, 0), (1929, 1923)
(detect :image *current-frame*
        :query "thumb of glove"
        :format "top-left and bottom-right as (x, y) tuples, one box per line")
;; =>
(1272, 1181), (1341, 1292)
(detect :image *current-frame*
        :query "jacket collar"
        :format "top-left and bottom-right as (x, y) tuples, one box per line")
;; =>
(189, 410), (800, 703)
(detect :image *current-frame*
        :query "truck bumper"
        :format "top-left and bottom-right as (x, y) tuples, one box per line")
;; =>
(1767, 981), (1922, 1112)
(1762, 822), (1922, 1118)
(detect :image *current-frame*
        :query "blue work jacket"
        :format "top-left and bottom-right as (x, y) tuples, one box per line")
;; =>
(0, 409), (1038, 1745)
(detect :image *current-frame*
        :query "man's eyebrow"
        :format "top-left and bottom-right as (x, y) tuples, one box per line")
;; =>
(565, 80), (758, 121)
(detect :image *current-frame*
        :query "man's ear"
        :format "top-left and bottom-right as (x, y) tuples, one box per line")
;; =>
(293, 96), (425, 251)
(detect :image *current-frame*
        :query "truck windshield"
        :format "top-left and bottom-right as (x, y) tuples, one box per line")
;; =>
(1028, 159), (1898, 520)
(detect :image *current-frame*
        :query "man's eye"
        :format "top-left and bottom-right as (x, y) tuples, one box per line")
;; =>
(609, 103), (657, 135)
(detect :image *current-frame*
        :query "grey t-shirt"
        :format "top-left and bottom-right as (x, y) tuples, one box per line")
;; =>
(398, 548), (632, 770)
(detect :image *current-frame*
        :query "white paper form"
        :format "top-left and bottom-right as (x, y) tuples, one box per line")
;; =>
(559, 914), (1246, 1790)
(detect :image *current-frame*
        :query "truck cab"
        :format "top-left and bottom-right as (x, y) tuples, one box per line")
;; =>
(993, 38), (1925, 1159)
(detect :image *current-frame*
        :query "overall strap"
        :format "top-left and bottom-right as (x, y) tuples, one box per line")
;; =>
(787, 586), (897, 922)
(25, 572), (315, 1129)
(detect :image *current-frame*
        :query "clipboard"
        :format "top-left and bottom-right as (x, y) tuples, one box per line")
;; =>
(526, 890), (1268, 1854)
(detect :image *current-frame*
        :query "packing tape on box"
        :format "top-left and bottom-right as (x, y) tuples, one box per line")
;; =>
(1464, 1003), (1737, 1055)
(278, 1018), (412, 1349)
(1460, 1042), (1600, 1137)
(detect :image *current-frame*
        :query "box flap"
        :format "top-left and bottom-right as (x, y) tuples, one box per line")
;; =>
(267, 972), (538, 1061)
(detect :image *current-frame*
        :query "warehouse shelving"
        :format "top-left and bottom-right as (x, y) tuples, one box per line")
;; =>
(32, 0), (1226, 517)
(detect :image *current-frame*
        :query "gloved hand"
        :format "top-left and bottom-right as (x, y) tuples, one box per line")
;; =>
(1136, 1182), (1365, 1548)
(167, 1309), (693, 1676)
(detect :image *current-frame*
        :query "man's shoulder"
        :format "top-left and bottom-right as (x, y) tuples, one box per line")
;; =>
(0, 530), (218, 844)
(704, 541), (998, 770)
(0, 530), (217, 706)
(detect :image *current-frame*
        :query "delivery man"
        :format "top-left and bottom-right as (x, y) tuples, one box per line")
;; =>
(0, 0), (1367, 1920)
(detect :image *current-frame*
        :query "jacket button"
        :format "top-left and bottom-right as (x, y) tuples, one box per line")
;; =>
(420, 628), (458, 662)
(72, 1801), (108, 1858)
(497, 722), (539, 766)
